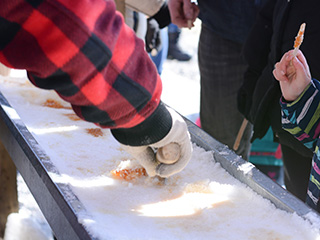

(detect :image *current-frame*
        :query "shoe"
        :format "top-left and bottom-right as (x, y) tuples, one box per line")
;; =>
(167, 32), (191, 61)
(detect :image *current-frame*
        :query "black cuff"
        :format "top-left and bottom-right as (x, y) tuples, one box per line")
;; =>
(111, 102), (172, 146)
(151, 2), (171, 29)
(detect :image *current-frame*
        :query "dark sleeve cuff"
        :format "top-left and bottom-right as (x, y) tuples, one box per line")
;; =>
(111, 102), (172, 146)
(150, 2), (171, 29)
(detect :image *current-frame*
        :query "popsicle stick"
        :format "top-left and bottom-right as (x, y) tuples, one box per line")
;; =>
(233, 118), (248, 152)
(288, 23), (306, 77)
(292, 23), (306, 58)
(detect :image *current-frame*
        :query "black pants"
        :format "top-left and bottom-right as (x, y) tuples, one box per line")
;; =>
(281, 144), (312, 202)
(198, 24), (253, 160)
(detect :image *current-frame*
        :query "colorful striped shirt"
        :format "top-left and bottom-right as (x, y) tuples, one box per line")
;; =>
(280, 79), (320, 211)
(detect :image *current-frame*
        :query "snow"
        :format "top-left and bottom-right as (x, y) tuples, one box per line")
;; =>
(1, 20), (320, 239)
(4, 212), (52, 240)
(161, 20), (201, 120)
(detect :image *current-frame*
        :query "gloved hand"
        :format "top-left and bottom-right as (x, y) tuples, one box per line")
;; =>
(145, 18), (161, 54)
(121, 106), (193, 178)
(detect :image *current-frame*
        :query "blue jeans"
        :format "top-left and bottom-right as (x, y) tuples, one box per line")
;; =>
(168, 23), (179, 34)
(150, 27), (168, 75)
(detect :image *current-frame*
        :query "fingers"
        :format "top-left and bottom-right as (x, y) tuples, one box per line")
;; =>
(191, 3), (200, 20)
(289, 50), (311, 81)
(189, 3), (200, 27)
(294, 50), (311, 78)
(273, 62), (288, 82)
(182, 2), (199, 28)
(273, 49), (312, 102)
(151, 107), (193, 177)
(168, 0), (184, 27)
(182, 0), (194, 19)
(273, 50), (300, 82)
(168, 0), (199, 28)
(290, 55), (303, 74)
(122, 145), (159, 177)
(136, 147), (159, 177)
(156, 137), (192, 178)
(273, 51), (292, 82)
(123, 106), (193, 178)
(183, 0), (199, 22)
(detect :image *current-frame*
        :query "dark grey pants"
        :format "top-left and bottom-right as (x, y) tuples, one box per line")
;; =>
(198, 24), (252, 160)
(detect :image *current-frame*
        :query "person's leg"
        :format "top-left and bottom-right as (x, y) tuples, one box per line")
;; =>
(168, 23), (179, 33)
(167, 23), (191, 61)
(150, 27), (168, 75)
(281, 144), (311, 201)
(198, 24), (252, 160)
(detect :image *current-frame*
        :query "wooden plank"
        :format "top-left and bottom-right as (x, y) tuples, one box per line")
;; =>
(0, 140), (18, 238)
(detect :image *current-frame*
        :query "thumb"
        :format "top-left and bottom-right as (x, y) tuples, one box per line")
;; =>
(156, 135), (192, 178)
(183, 0), (194, 19)
(291, 55), (307, 78)
(291, 56), (303, 70)
(122, 145), (158, 177)
(290, 55), (312, 90)
(295, 50), (311, 79)
(151, 107), (193, 177)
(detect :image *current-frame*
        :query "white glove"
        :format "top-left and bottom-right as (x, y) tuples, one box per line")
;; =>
(122, 107), (193, 178)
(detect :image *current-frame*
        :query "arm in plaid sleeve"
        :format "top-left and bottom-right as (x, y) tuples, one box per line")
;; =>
(0, 0), (193, 177)
(0, 0), (170, 143)
(280, 79), (320, 151)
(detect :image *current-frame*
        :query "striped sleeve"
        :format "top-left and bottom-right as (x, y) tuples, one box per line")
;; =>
(307, 156), (320, 210)
(280, 79), (320, 151)
(0, 0), (162, 129)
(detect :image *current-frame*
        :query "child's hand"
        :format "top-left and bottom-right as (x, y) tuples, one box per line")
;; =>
(273, 49), (311, 101)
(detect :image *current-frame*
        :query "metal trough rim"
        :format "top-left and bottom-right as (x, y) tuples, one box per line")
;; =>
(0, 90), (319, 239)
(0, 92), (95, 240)
(186, 120), (319, 218)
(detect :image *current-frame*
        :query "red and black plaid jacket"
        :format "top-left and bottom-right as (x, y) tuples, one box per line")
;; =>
(0, 0), (172, 146)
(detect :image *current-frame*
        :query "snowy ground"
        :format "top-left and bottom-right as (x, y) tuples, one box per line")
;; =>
(1, 21), (202, 240)
(161, 19), (201, 121)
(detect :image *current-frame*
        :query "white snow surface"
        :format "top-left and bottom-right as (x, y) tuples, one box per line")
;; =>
(1, 20), (320, 240)
(1, 76), (320, 239)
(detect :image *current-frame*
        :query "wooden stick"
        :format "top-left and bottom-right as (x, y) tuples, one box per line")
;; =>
(292, 23), (306, 58)
(187, 20), (192, 30)
(288, 23), (306, 77)
(233, 118), (248, 152)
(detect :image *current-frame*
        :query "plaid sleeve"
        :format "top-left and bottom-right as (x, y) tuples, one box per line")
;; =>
(280, 79), (320, 151)
(0, 0), (162, 129)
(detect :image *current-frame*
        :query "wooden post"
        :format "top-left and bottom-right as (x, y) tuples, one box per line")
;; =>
(0, 140), (18, 238)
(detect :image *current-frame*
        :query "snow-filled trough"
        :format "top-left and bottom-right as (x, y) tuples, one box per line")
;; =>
(1, 75), (320, 240)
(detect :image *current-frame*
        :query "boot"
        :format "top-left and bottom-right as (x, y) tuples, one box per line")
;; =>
(167, 32), (191, 61)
